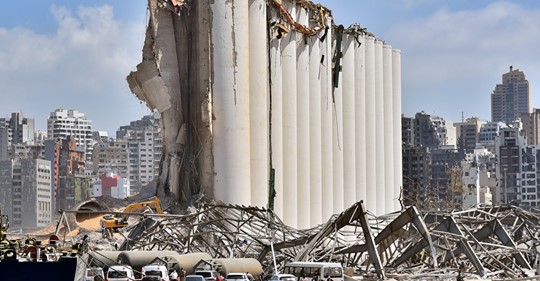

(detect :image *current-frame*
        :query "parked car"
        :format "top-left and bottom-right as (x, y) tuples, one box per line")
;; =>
(142, 264), (170, 281)
(268, 274), (296, 281)
(187, 275), (207, 281)
(84, 267), (105, 281)
(226, 273), (252, 281)
(194, 270), (219, 281)
(106, 265), (135, 281)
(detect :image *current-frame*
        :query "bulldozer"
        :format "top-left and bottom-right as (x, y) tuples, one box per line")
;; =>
(100, 197), (163, 232)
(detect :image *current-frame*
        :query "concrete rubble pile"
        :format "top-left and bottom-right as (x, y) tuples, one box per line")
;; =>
(115, 201), (540, 280)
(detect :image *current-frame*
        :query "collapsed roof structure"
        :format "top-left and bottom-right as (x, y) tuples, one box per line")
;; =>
(116, 201), (540, 280)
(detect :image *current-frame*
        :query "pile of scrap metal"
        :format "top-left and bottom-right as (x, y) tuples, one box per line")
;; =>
(117, 202), (540, 280)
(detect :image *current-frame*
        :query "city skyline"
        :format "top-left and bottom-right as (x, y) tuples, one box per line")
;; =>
(1, 1), (540, 135)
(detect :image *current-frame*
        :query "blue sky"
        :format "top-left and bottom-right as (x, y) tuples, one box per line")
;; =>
(1, 1), (540, 135)
(320, 0), (540, 122)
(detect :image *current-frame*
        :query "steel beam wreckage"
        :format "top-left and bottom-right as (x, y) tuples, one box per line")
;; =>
(60, 200), (540, 280)
(97, 0), (540, 280)
(61, 0), (540, 280)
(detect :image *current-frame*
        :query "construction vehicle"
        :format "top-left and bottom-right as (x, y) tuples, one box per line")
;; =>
(100, 197), (163, 231)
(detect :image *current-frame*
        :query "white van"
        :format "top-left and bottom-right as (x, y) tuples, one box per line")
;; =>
(283, 262), (343, 281)
(106, 265), (135, 281)
(142, 264), (170, 281)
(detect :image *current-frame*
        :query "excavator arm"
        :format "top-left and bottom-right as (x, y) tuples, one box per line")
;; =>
(101, 197), (163, 230)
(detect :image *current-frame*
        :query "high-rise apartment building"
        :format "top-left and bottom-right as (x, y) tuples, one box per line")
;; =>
(521, 108), (540, 145)
(47, 109), (93, 161)
(401, 115), (415, 146)
(402, 113), (464, 210)
(57, 137), (87, 211)
(495, 126), (525, 205)
(0, 112), (35, 160)
(461, 148), (495, 209)
(0, 158), (52, 229)
(116, 114), (162, 194)
(453, 117), (486, 154)
(491, 66), (531, 124)
(402, 146), (432, 207)
(92, 139), (129, 180)
(479, 122), (506, 149)
(414, 112), (447, 148)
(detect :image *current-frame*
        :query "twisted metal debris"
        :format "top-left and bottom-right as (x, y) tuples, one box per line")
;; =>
(114, 202), (540, 280)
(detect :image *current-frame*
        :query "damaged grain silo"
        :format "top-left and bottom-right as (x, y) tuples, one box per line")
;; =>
(127, 0), (402, 228)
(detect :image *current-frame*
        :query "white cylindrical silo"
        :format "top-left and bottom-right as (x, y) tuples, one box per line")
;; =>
(309, 35), (322, 226)
(342, 34), (356, 209)
(321, 21), (334, 221)
(281, 1), (298, 227)
(248, 0), (269, 207)
(332, 35), (344, 215)
(364, 36), (376, 213)
(355, 35), (367, 203)
(392, 49), (403, 211)
(211, 0), (251, 204)
(296, 6), (310, 229)
(374, 40), (385, 215)
(383, 44), (394, 214)
(269, 13), (284, 217)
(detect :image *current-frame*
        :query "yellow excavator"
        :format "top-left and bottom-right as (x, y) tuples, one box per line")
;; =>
(100, 196), (163, 232)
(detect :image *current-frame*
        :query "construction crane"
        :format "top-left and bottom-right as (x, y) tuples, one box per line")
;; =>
(100, 197), (163, 232)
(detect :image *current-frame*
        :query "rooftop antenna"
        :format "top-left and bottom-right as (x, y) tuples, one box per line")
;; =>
(462, 111), (464, 122)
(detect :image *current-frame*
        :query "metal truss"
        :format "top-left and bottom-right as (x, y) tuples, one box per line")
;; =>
(115, 202), (540, 279)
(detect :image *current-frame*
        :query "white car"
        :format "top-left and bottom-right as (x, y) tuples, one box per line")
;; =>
(107, 265), (135, 281)
(226, 273), (253, 281)
(142, 264), (170, 281)
(84, 267), (105, 281)
(269, 274), (296, 281)
(195, 270), (219, 281)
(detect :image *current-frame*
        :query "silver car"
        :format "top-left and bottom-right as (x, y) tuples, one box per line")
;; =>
(187, 275), (208, 281)
(269, 274), (296, 281)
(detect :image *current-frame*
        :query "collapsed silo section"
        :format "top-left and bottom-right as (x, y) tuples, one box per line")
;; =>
(166, 252), (213, 274)
(117, 250), (179, 273)
(212, 258), (263, 277)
